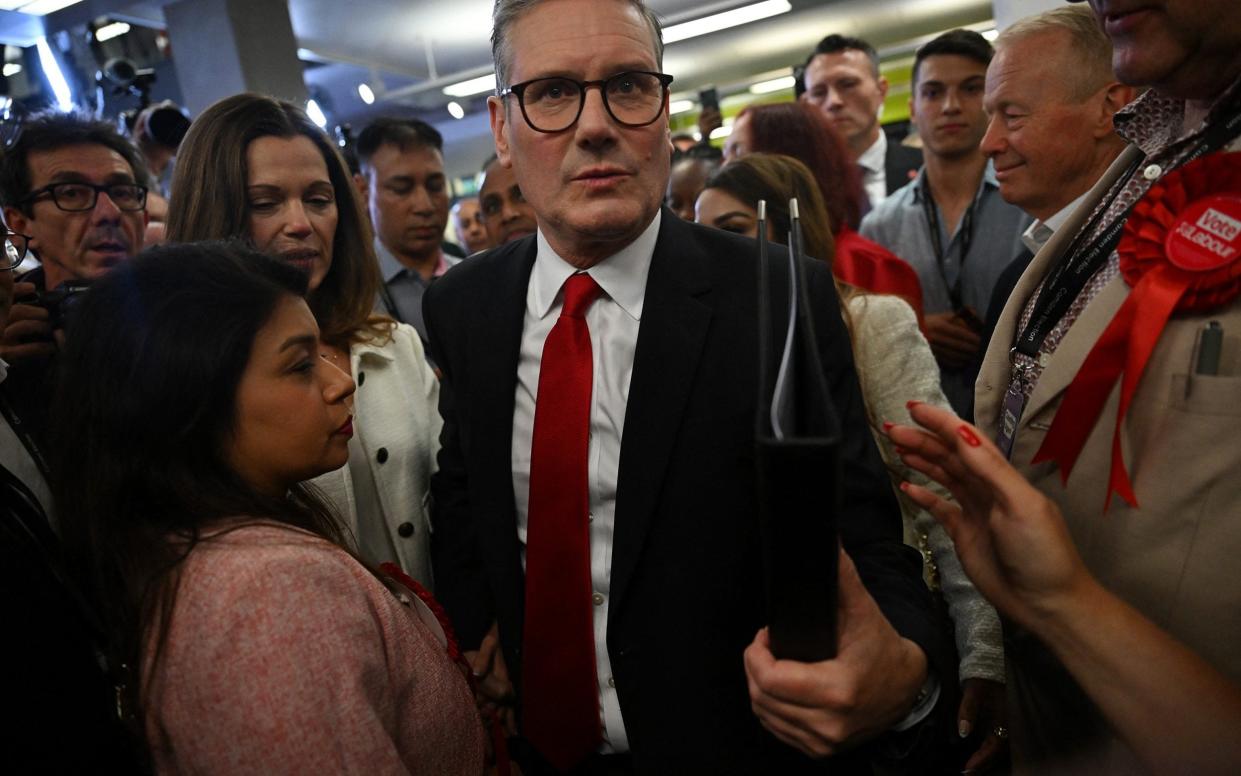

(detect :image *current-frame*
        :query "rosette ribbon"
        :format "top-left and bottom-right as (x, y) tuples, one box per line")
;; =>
(1032, 151), (1241, 509)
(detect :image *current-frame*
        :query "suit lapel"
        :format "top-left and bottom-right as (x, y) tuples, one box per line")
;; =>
(609, 214), (714, 615)
(976, 146), (1143, 437)
(469, 240), (536, 539)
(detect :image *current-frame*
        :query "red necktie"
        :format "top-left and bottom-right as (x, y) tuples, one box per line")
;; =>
(523, 272), (603, 771)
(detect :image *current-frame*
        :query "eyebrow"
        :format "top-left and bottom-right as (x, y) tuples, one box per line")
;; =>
(713, 211), (754, 226)
(278, 333), (318, 352)
(46, 171), (136, 185)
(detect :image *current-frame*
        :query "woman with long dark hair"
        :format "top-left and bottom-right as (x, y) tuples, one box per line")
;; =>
(167, 94), (440, 586)
(698, 154), (1008, 771)
(724, 101), (926, 327)
(51, 242), (484, 772)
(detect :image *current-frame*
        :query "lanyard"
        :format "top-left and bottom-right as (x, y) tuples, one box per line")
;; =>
(921, 177), (977, 312)
(1014, 101), (1241, 358)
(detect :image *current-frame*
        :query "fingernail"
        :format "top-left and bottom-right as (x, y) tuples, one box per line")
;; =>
(959, 720), (972, 738)
(894, 446), (908, 456)
(957, 425), (982, 447)
(882, 421), (894, 432)
(899, 481), (911, 493)
(906, 400), (922, 410)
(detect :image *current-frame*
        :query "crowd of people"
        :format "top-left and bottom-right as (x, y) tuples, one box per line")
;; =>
(1, 0), (1239, 773)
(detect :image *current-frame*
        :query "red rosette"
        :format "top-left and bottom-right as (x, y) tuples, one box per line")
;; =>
(1119, 152), (1241, 310)
(1034, 151), (1241, 509)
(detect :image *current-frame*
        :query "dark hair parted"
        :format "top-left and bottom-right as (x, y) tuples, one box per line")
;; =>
(806, 33), (881, 78)
(355, 117), (444, 173)
(49, 241), (349, 727)
(491, 0), (664, 90)
(165, 93), (388, 349)
(913, 29), (994, 85)
(736, 102), (866, 233)
(0, 110), (150, 214)
(705, 153), (835, 268)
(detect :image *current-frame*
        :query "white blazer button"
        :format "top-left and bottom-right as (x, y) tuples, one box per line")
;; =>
(1143, 164), (1162, 181)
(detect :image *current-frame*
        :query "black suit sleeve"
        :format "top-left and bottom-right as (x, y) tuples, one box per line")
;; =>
(423, 282), (494, 650)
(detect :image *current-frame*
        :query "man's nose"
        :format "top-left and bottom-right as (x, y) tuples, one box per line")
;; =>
(91, 190), (124, 222)
(980, 115), (1005, 157)
(574, 86), (619, 146)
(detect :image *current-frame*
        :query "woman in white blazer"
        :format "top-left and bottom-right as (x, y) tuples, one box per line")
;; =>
(166, 93), (440, 586)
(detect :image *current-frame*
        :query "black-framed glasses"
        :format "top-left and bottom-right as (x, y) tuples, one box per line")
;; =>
(19, 182), (148, 213)
(3, 230), (30, 271)
(500, 70), (674, 133)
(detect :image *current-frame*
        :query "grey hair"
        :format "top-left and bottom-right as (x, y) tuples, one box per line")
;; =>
(491, 0), (665, 91)
(996, 6), (1115, 100)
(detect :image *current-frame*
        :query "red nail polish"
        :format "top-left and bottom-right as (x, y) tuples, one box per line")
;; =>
(894, 445), (908, 456)
(906, 400), (922, 410)
(957, 425), (982, 447)
(882, 421), (894, 432)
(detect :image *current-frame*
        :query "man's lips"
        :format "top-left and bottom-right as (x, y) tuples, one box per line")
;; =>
(335, 416), (354, 437)
(1099, 4), (1155, 35)
(571, 166), (631, 189)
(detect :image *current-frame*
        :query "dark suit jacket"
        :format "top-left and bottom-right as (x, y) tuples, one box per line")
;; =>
(424, 211), (946, 773)
(884, 140), (923, 202)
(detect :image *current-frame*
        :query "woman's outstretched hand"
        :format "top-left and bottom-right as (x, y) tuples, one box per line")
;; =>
(885, 402), (1091, 634)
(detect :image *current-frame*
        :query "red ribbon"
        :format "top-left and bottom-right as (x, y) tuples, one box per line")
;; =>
(1032, 152), (1241, 510)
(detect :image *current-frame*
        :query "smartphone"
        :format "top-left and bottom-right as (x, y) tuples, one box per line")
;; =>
(698, 86), (720, 113)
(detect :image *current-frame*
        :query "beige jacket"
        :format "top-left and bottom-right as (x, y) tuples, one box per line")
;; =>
(976, 139), (1241, 772)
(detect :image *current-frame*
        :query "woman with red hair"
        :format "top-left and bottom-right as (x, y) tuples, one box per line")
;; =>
(725, 102), (926, 328)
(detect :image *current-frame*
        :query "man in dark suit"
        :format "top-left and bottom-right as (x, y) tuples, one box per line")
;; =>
(800, 34), (923, 208)
(425, 1), (945, 772)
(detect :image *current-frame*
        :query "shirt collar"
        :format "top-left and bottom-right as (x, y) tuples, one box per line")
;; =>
(910, 160), (997, 205)
(373, 238), (454, 283)
(857, 130), (887, 175)
(530, 211), (661, 321)
(1020, 188), (1091, 255)
(1115, 71), (1241, 157)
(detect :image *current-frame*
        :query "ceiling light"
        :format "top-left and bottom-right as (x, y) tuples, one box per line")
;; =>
(358, 83), (375, 105)
(36, 38), (73, 111)
(669, 99), (695, 115)
(447, 101), (465, 120)
(95, 22), (131, 42)
(443, 73), (496, 98)
(663, 0), (792, 45)
(709, 125), (732, 140)
(749, 76), (795, 95)
(981, 29), (999, 42)
(306, 98), (328, 129)
(14, 0), (84, 16)
(2, 63), (22, 77)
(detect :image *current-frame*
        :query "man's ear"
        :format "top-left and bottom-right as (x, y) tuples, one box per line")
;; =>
(352, 172), (369, 209)
(877, 75), (891, 103)
(3, 206), (33, 247)
(489, 95), (512, 167)
(1097, 82), (1139, 135)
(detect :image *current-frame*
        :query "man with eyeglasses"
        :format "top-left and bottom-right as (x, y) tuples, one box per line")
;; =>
(0, 219), (140, 771)
(0, 111), (149, 517)
(423, 1), (946, 772)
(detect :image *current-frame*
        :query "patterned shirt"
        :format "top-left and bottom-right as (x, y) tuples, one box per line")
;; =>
(1007, 75), (1241, 400)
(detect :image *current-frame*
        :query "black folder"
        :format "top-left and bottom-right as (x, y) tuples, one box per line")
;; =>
(755, 200), (841, 663)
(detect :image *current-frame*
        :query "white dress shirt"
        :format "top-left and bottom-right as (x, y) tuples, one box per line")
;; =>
(510, 212), (661, 753)
(1020, 190), (1092, 255)
(858, 130), (889, 208)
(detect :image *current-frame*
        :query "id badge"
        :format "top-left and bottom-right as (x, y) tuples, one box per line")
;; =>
(995, 383), (1026, 460)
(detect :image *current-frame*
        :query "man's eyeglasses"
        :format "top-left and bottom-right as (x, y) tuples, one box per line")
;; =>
(19, 182), (148, 213)
(500, 71), (674, 133)
(3, 230), (31, 271)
